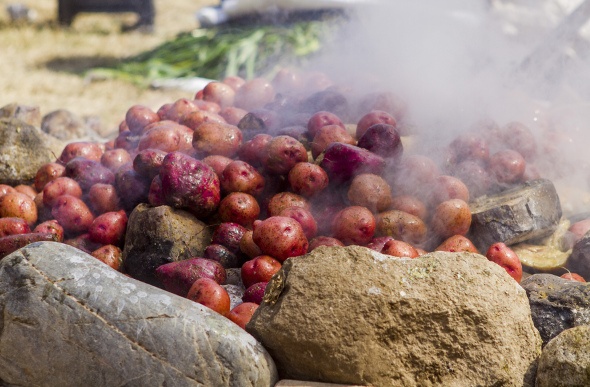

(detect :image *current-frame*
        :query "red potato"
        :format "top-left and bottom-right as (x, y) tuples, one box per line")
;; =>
(390, 154), (441, 197)
(241, 255), (282, 289)
(180, 110), (226, 131)
(0, 217), (30, 237)
(448, 132), (490, 164)
(113, 130), (140, 152)
(332, 206), (376, 246)
(91, 244), (123, 271)
(238, 134), (273, 168)
(227, 302), (259, 330)
(311, 125), (355, 159)
(33, 219), (64, 242)
(59, 141), (104, 163)
(193, 99), (221, 113)
(365, 236), (395, 252)
(320, 142), (385, 184)
(220, 106), (249, 126)
(64, 233), (103, 254)
(187, 278), (231, 316)
(390, 195), (427, 220)
(240, 230), (263, 259)
(192, 122), (243, 158)
(242, 282), (268, 305)
(159, 98), (199, 122)
(204, 244), (239, 269)
(125, 104), (160, 134)
(486, 242), (523, 283)
(51, 194), (95, 235)
(347, 174), (392, 213)
(308, 236), (345, 251)
(381, 239), (419, 258)
(288, 162), (329, 198)
(222, 75), (246, 91)
(159, 152), (221, 219)
(430, 199), (472, 238)
(252, 216), (309, 262)
(212, 222), (248, 255)
(203, 81), (236, 108)
(233, 78), (275, 111)
(65, 157), (115, 192)
(137, 121), (194, 153)
(357, 91), (408, 126)
(435, 235), (479, 253)
(489, 149), (526, 184)
(101, 148), (133, 173)
(156, 258), (227, 297)
(0, 192), (37, 226)
(0, 232), (59, 259)
(560, 272), (586, 282)
(14, 185), (36, 200)
(34, 162), (66, 192)
(0, 184), (16, 199)
(267, 192), (309, 217)
(202, 155), (233, 177)
(218, 192), (260, 228)
(264, 135), (308, 175)
(355, 110), (397, 139)
(357, 123), (403, 160)
(450, 160), (493, 199)
(376, 210), (427, 245)
(429, 175), (470, 206)
(307, 111), (345, 138)
(132, 148), (168, 180)
(501, 121), (537, 161)
(279, 206), (318, 240)
(220, 160), (265, 197)
(88, 210), (128, 246)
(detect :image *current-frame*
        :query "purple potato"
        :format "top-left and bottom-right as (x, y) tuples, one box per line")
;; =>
(211, 222), (248, 255)
(66, 157), (115, 191)
(357, 123), (403, 160)
(159, 152), (221, 219)
(242, 281), (268, 305)
(319, 142), (385, 183)
(155, 258), (227, 297)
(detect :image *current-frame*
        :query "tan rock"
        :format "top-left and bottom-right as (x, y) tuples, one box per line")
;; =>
(536, 325), (590, 387)
(248, 246), (541, 387)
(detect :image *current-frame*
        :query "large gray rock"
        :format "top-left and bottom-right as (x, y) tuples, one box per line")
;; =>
(247, 246), (541, 387)
(0, 118), (66, 185)
(122, 204), (213, 287)
(520, 273), (590, 346)
(536, 325), (590, 387)
(0, 241), (278, 386)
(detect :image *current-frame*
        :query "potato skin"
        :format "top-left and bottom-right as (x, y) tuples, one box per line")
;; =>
(51, 194), (95, 235)
(187, 278), (231, 316)
(0, 217), (30, 237)
(0, 192), (38, 226)
(0, 233), (59, 259)
(91, 244), (123, 271)
(88, 210), (128, 246)
(430, 199), (472, 238)
(376, 210), (427, 245)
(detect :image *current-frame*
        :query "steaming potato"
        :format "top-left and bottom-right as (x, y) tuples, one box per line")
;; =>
(311, 125), (355, 159)
(192, 122), (243, 158)
(376, 209), (427, 245)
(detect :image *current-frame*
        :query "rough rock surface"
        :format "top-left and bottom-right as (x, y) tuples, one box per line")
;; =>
(0, 242), (278, 387)
(520, 273), (590, 346)
(536, 325), (590, 387)
(122, 204), (213, 287)
(566, 232), (590, 280)
(41, 109), (97, 141)
(0, 118), (66, 185)
(469, 179), (562, 252)
(0, 103), (41, 127)
(247, 246), (541, 387)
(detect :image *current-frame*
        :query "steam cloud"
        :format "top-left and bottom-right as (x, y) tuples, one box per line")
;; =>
(306, 0), (590, 215)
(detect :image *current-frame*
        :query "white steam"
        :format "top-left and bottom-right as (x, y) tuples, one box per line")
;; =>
(307, 0), (590, 215)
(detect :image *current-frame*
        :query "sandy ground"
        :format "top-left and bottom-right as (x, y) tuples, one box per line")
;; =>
(0, 0), (217, 137)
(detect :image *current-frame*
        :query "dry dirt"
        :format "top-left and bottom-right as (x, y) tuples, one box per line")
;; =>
(0, 0), (217, 137)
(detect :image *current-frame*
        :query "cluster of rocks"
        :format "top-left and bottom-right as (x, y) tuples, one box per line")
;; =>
(0, 238), (588, 386)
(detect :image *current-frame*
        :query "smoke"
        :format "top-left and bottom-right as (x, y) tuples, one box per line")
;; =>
(302, 0), (590, 215)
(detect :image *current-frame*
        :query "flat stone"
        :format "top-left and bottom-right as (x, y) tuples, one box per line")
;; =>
(520, 273), (590, 346)
(247, 246), (541, 387)
(0, 241), (278, 386)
